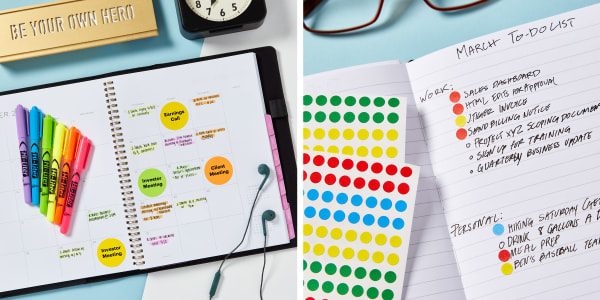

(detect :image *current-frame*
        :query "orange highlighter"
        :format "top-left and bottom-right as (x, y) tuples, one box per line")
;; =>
(54, 127), (80, 225)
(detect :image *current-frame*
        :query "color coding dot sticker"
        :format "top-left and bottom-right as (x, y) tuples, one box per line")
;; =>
(204, 156), (233, 185)
(375, 234), (387, 245)
(138, 168), (166, 197)
(398, 183), (410, 194)
(501, 263), (513, 275)
(337, 283), (349, 295)
(450, 91), (461, 102)
(316, 95), (327, 106)
(389, 98), (400, 107)
(303, 111), (311, 122)
(400, 167), (412, 177)
(372, 251), (384, 263)
(307, 279), (319, 291)
(374, 97), (385, 107)
(322, 281), (334, 293)
(367, 287), (379, 299)
(310, 261), (322, 273)
(160, 102), (189, 130)
(97, 238), (126, 267)
(453, 103), (464, 115)
(390, 236), (402, 247)
(303, 95), (313, 105)
(456, 128), (468, 140)
(493, 224), (505, 235)
(382, 289), (394, 300)
(331, 95), (342, 106)
(345, 96), (356, 106)
(359, 97), (371, 107)
(384, 271), (396, 283)
(456, 115), (467, 127)
(340, 265), (352, 277)
(325, 263), (337, 275)
(355, 267), (367, 279)
(499, 249), (511, 262)
(329, 112), (341, 123)
(352, 285), (364, 297)
(303, 224), (313, 236)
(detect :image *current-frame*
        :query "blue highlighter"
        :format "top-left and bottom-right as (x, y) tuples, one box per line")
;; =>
(29, 106), (43, 206)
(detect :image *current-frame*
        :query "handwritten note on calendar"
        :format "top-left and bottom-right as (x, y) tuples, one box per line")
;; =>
(303, 151), (419, 300)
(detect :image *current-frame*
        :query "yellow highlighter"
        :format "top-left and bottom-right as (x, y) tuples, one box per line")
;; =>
(47, 123), (67, 222)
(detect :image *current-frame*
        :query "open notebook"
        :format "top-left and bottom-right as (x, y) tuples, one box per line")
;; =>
(0, 50), (296, 296)
(305, 3), (600, 299)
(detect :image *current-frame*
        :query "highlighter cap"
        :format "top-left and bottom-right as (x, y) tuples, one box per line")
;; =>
(42, 115), (56, 148)
(15, 105), (29, 138)
(74, 137), (92, 171)
(29, 106), (43, 140)
(63, 127), (80, 161)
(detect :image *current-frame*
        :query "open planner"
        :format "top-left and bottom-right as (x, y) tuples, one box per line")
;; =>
(0, 47), (297, 297)
(305, 3), (600, 299)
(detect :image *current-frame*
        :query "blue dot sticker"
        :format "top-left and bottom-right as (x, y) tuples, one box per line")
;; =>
(348, 212), (360, 224)
(322, 191), (333, 203)
(393, 218), (404, 230)
(336, 193), (348, 205)
(334, 210), (345, 222)
(380, 198), (392, 210)
(363, 214), (375, 226)
(378, 216), (390, 228)
(307, 189), (319, 201)
(319, 209), (331, 220)
(304, 207), (316, 218)
(493, 224), (504, 236)
(366, 197), (377, 208)
(395, 200), (407, 212)
(351, 195), (363, 207)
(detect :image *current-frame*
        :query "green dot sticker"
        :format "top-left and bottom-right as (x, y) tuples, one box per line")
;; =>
(316, 95), (327, 106)
(382, 289), (394, 300)
(367, 287), (379, 299)
(389, 97), (400, 107)
(310, 261), (322, 273)
(303, 260), (307, 270)
(359, 97), (371, 107)
(325, 263), (337, 275)
(303, 111), (312, 122)
(344, 112), (355, 123)
(345, 96), (356, 106)
(352, 285), (364, 297)
(322, 281), (334, 293)
(337, 283), (349, 295)
(384, 271), (397, 283)
(373, 113), (385, 123)
(358, 112), (370, 123)
(138, 168), (166, 197)
(330, 95), (342, 106)
(388, 113), (399, 124)
(329, 112), (341, 123)
(354, 267), (367, 279)
(340, 265), (352, 277)
(369, 269), (382, 281)
(303, 95), (313, 106)
(307, 279), (319, 291)
(374, 97), (385, 107)
(315, 112), (326, 122)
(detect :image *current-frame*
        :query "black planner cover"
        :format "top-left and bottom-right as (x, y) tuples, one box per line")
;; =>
(0, 46), (297, 298)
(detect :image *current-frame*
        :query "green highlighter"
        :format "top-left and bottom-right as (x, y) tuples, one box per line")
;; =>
(40, 115), (56, 215)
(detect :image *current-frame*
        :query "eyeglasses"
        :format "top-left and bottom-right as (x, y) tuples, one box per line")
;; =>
(304, 0), (490, 35)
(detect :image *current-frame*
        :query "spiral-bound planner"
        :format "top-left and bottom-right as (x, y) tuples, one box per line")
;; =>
(0, 47), (297, 297)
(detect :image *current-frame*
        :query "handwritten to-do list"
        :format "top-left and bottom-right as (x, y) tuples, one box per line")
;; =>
(303, 95), (407, 160)
(303, 151), (419, 300)
(409, 3), (600, 299)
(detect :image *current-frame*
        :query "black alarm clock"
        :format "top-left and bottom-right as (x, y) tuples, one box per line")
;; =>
(175, 0), (267, 39)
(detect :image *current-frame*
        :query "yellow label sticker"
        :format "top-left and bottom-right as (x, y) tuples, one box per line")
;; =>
(160, 102), (189, 130)
(97, 238), (126, 267)
(204, 156), (233, 185)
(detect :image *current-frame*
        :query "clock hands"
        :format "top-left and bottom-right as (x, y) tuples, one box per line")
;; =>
(211, 0), (217, 7)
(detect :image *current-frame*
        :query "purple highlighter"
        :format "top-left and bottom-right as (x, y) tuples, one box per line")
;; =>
(16, 105), (32, 204)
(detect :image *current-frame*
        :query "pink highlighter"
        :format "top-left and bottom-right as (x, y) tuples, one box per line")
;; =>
(60, 136), (91, 235)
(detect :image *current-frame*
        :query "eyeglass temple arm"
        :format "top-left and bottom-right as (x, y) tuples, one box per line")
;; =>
(303, 0), (323, 18)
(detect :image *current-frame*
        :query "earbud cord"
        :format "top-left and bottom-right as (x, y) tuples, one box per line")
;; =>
(210, 185), (264, 300)
(260, 234), (267, 300)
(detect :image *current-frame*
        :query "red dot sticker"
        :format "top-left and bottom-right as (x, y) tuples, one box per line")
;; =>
(303, 171), (307, 181)
(354, 177), (366, 189)
(498, 250), (510, 262)
(310, 172), (322, 184)
(386, 165), (398, 176)
(313, 155), (325, 166)
(368, 179), (380, 191)
(400, 167), (412, 177)
(453, 103), (464, 115)
(371, 163), (383, 174)
(357, 161), (368, 172)
(450, 91), (461, 103)
(456, 128), (467, 140)
(306, 298), (315, 300)
(339, 176), (351, 187)
(383, 181), (395, 193)
(303, 153), (310, 164)
(342, 159), (354, 170)
(328, 157), (339, 168)
(324, 174), (336, 185)
(398, 183), (410, 194)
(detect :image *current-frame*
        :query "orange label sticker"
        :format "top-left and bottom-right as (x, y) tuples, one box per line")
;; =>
(204, 156), (233, 185)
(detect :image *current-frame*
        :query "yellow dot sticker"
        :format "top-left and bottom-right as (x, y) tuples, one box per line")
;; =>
(204, 156), (233, 185)
(372, 146), (383, 158)
(316, 226), (328, 238)
(327, 146), (339, 153)
(303, 128), (311, 139)
(303, 242), (310, 253)
(160, 102), (189, 130)
(386, 147), (398, 158)
(331, 228), (343, 240)
(372, 251), (384, 263)
(357, 129), (369, 140)
(314, 244), (325, 256)
(328, 129), (340, 140)
(357, 146), (369, 157)
(360, 232), (372, 244)
(303, 224), (313, 236)
(375, 234), (387, 246)
(328, 246), (340, 258)
(388, 253), (400, 265)
(314, 145), (325, 152)
(372, 129), (384, 140)
(390, 236), (402, 248)
(345, 230), (357, 242)
(97, 238), (126, 268)
(387, 129), (399, 141)
(341, 146), (354, 155)
(357, 250), (370, 261)
(342, 248), (355, 259)
(501, 263), (514, 275)
(456, 115), (467, 127)
(343, 129), (354, 140)
(314, 128), (325, 139)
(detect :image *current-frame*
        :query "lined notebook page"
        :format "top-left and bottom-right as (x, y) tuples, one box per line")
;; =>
(305, 62), (467, 300)
(409, 3), (600, 299)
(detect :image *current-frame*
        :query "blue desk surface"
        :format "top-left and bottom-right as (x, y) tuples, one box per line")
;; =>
(304, 0), (600, 75)
(1, 1), (203, 299)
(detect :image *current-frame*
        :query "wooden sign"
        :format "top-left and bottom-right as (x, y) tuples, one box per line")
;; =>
(0, 0), (158, 63)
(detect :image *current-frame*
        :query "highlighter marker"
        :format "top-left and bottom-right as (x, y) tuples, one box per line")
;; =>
(15, 105), (32, 204)
(29, 106), (43, 206)
(60, 137), (91, 234)
(54, 127), (80, 225)
(47, 123), (67, 222)
(40, 115), (55, 215)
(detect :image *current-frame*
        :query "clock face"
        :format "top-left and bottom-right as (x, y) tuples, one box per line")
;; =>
(185, 0), (253, 22)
